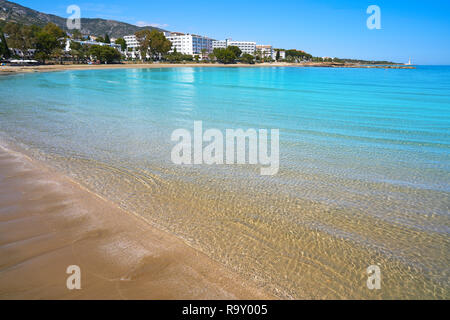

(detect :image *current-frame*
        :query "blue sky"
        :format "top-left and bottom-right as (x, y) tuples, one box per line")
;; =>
(16, 0), (450, 64)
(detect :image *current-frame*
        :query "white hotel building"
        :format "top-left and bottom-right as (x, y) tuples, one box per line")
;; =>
(124, 32), (214, 58)
(166, 32), (215, 55)
(123, 35), (140, 59)
(212, 39), (256, 55)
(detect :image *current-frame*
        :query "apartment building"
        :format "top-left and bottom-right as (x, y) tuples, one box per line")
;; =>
(124, 35), (140, 50)
(165, 33), (215, 55)
(256, 45), (273, 59)
(123, 35), (140, 59)
(212, 39), (256, 55)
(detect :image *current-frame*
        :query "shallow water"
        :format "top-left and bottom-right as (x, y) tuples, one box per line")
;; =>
(0, 66), (449, 299)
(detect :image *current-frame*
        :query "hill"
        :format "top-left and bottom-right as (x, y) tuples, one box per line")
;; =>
(0, 0), (166, 37)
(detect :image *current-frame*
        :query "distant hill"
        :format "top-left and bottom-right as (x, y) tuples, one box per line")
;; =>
(0, 0), (167, 37)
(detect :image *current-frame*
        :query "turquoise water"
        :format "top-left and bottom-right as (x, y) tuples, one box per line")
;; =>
(0, 66), (449, 299)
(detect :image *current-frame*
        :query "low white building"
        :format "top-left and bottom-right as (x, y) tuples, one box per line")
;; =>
(272, 50), (286, 61)
(166, 32), (215, 55)
(212, 39), (256, 55)
(65, 39), (122, 53)
(256, 45), (273, 59)
(8, 48), (36, 59)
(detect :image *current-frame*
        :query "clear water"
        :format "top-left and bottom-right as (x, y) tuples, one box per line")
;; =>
(0, 66), (449, 299)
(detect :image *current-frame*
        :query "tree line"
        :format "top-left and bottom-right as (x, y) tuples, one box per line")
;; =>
(0, 21), (122, 64)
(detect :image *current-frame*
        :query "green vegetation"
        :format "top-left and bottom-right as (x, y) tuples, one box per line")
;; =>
(0, 20), (123, 64)
(34, 23), (66, 63)
(115, 38), (127, 51)
(328, 58), (397, 65)
(69, 41), (89, 63)
(0, 29), (11, 59)
(213, 47), (238, 64)
(89, 45), (121, 64)
(135, 30), (172, 61)
(201, 48), (208, 59)
(227, 46), (242, 58)
(1, 21), (66, 63)
(165, 49), (193, 63)
(2, 22), (40, 54)
(70, 29), (83, 40)
(240, 53), (255, 64)
(285, 49), (313, 62)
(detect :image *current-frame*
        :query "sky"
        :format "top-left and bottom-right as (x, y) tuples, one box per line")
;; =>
(15, 0), (450, 64)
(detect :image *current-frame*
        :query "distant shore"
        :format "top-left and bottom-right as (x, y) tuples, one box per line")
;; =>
(0, 62), (415, 74)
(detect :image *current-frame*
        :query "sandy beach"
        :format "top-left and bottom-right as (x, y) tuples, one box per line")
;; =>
(0, 143), (272, 300)
(0, 62), (415, 74)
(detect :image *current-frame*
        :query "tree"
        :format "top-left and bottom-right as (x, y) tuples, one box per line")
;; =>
(34, 23), (66, 63)
(201, 48), (208, 60)
(285, 49), (312, 62)
(241, 53), (255, 64)
(0, 30), (11, 59)
(35, 31), (59, 63)
(255, 49), (262, 62)
(183, 54), (194, 62)
(104, 34), (110, 44)
(42, 23), (66, 39)
(227, 46), (242, 58)
(135, 30), (172, 61)
(115, 38), (127, 51)
(70, 42), (90, 63)
(89, 45), (121, 63)
(4, 22), (40, 54)
(166, 49), (193, 63)
(51, 47), (65, 64)
(276, 50), (280, 61)
(69, 41), (81, 63)
(148, 30), (172, 59)
(135, 29), (151, 60)
(213, 48), (237, 64)
(71, 29), (83, 40)
(96, 36), (105, 43)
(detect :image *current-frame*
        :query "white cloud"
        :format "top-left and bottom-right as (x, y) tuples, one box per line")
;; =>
(135, 21), (169, 28)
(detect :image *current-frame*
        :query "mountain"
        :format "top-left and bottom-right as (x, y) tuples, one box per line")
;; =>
(0, 0), (167, 38)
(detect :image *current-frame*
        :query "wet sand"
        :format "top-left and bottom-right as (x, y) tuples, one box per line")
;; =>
(0, 144), (272, 300)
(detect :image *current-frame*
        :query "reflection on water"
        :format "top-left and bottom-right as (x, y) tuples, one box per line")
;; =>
(0, 66), (449, 299)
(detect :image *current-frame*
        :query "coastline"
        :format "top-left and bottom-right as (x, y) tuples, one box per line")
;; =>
(0, 142), (273, 300)
(0, 62), (415, 74)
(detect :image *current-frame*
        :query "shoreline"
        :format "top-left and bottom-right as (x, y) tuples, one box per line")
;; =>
(0, 62), (416, 74)
(0, 141), (273, 300)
